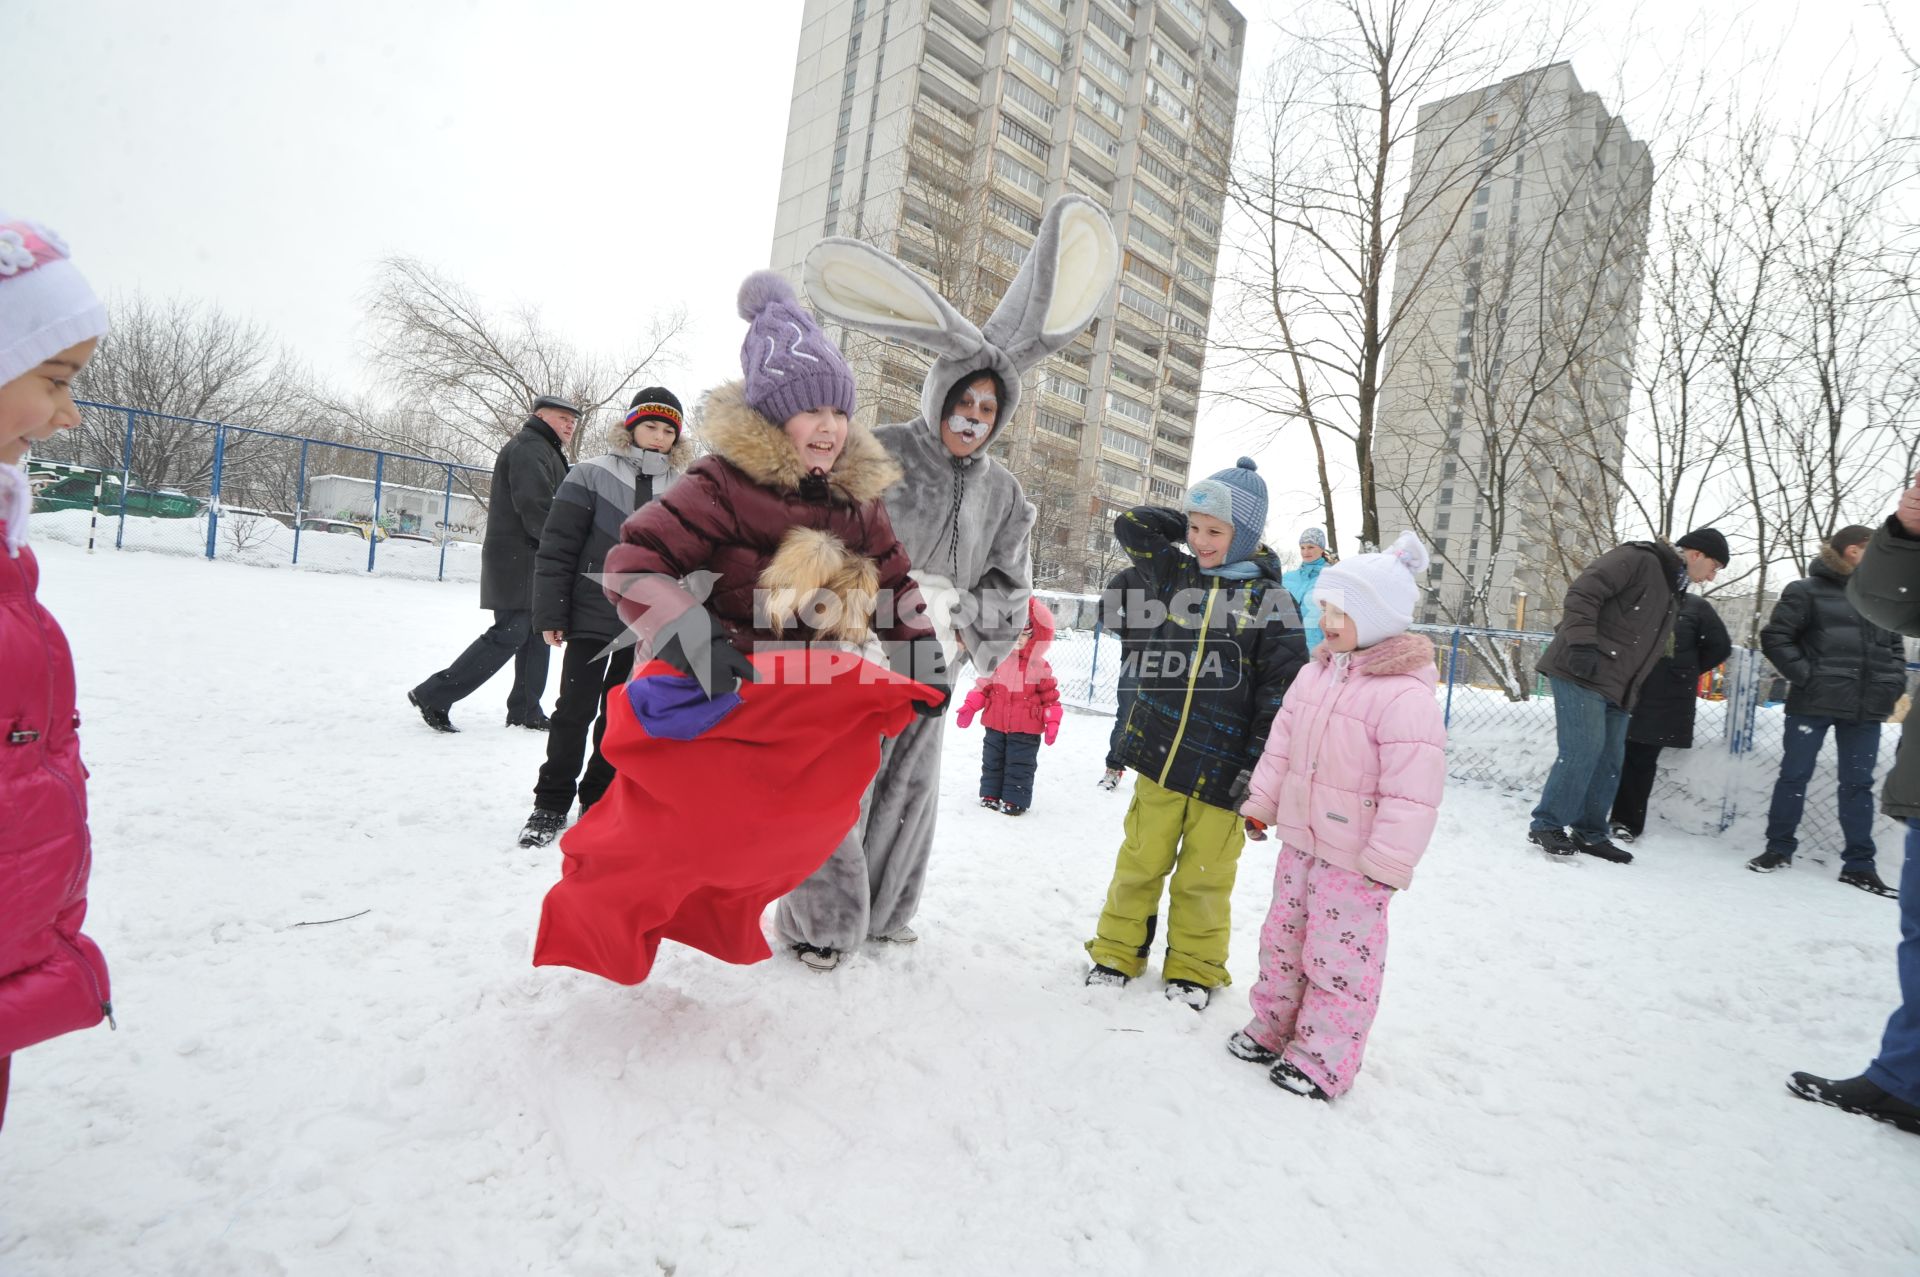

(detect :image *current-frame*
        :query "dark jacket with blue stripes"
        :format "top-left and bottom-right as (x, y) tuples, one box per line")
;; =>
(1111, 506), (1308, 809)
(533, 437), (692, 644)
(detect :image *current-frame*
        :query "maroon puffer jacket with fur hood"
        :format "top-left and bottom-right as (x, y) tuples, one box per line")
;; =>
(603, 382), (933, 655)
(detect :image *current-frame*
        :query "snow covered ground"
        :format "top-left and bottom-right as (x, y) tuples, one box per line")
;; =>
(3, 539), (1916, 1275)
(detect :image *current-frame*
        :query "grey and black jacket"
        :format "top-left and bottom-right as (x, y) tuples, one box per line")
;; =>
(533, 437), (691, 644)
(1847, 516), (1920, 818)
(1762, 543), (1906, 724)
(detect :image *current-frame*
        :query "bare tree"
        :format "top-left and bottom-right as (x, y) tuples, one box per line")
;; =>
(62, 292), (312, 499)
(1214, 0), (1574, 553)
(364, 256), (686, 465)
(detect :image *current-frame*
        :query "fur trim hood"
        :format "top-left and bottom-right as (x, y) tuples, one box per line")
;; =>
(1811, 543), (1856, 582)
(697, 381), (900, 505)
(1314, 631), (1438, 681)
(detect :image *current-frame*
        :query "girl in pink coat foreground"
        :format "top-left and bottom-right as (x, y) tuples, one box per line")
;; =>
(1233, 531), (1446, 1100)
(0, 213), (113, 1133)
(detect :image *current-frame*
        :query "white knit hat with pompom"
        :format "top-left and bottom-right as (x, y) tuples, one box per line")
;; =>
(1310, 530), (1429, 649)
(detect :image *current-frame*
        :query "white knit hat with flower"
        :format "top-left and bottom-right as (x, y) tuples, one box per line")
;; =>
(1311, 530), (1430, 648)
(0, 213), (108, 388)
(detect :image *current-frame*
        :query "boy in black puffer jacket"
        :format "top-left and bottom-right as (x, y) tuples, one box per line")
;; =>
(1751, 525), (1908, 892)
(517, 388), (690, 848)
(1083, 459), (1308, 1008)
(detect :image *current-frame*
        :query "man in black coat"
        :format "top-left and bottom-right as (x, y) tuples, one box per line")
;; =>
(1789, 474), (1920, 1136)
(1607, 593), (1733, 842)
(1528, 527), (1728, 862)
(1750, 525), (1908, 892)
(408, 394), (577, 733)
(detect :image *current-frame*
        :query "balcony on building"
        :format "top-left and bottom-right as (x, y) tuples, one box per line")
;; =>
(929, 0), (992, 42)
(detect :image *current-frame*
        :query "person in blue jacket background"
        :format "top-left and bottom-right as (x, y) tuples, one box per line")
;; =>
(1283, 528), (1334, 652)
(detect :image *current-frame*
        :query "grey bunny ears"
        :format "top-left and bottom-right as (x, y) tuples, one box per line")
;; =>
(804, 195), (1120, 436)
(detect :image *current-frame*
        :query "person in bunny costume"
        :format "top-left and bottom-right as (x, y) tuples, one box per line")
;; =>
(1231, 532), (1447, 1101)
(775, 196), (1119, 957)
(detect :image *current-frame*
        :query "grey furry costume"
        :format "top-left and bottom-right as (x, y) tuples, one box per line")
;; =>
(775, 197), (1119, 951)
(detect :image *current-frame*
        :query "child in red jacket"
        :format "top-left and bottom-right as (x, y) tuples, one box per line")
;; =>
(0, 213), (112, 1132)
(957, 597), (1061, 815)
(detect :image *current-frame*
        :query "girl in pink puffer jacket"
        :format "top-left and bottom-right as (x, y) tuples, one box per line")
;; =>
(1232, 531), (1446, 1101)
(0, 214), (112, 1133)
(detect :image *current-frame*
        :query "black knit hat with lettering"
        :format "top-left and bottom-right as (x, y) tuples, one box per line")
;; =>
(624, 387), (685, 440)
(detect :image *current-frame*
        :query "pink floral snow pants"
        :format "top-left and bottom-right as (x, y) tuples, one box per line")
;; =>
(1244, 845), (1393, 1098)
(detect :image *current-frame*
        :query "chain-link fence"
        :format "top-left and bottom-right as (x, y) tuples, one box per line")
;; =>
(1044, 611), (1908, 857)
(26, 401), (491, 582)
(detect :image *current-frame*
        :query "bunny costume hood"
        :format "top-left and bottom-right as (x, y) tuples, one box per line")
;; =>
(777, 197), (1119, 958)
(805, 195), (1119, 674)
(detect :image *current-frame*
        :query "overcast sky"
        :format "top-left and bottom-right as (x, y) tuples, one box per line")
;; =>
(6, 0), (1909, 543)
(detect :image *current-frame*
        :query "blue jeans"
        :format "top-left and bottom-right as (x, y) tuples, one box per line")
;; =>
(1763, 715), (1881, 870)
(1530, 676), (1630, 842)
(1866, 820), (1920, 1105)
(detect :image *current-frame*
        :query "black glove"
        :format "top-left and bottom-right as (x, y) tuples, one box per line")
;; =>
(653, 608), (757, 700)
(1228, 767), (1253, 806)
(1567, 643), (1602, 681)
(890, 636), (952, 717)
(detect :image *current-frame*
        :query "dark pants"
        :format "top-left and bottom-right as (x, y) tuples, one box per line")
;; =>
(413, 608), (550, 720)
(0, 1054), (8, 1134)
(1106, 681), (1137, 770)
(1609, 740), (1665, 838)
(533, 640), (636, 814)
(1867, 820), (1920, 1105)
(1531, 676), (1631, 842)
(981, 728), (1042, 810)
(1764, 715), (1882, 870)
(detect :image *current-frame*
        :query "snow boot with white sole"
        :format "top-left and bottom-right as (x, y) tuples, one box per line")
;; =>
(1085, 964), (1130, 988)
(1269, 1059), (1330, 1101)
(1227, 1031), (1278, 1065)
(1165, 979), (1211, 1010)
(793, 944), (841, 972)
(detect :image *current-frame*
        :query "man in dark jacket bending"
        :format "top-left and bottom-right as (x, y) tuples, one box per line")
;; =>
(408, 394), (577, 733)
(1528, 528), (1728, 862)
(1750, 525), (1908, 893)
(1788, 472), (1920, 1136)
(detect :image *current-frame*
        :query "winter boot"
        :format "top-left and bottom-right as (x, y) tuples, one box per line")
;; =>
(517, 808), (566, 849)
(1788, 1072), (1920, 1135)
(506, 710), (551, 731)
(1747, 850), (1793, 873)
(1098, 768), (1124, 791)
(1269, 1059), (1330, 1101)
(981, 795), (1002, 809)
(1085, 964), (1130, 989)
(1165, 979), (1211, 1010)
(1609, 821), (1637, 844)
(1572, 835), (1634, 865)
(1839, 868), (1899, 898)
(999, 803), (1027, 817)
(1527, 827), (1578, 858)
(793, 944), (841, 972)
(870, 924), (919, 944)
(408, 689), (457, 733)
(1227, 1031), (1278, 1065)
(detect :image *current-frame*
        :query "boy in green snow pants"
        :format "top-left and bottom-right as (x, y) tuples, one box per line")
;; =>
(1085, 459), (1307, 1008)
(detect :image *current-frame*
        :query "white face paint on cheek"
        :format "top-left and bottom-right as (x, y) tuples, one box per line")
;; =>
(946, 414), (989, 442)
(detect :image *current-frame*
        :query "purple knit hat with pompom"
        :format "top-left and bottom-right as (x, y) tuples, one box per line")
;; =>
(736, 270), (858, 426)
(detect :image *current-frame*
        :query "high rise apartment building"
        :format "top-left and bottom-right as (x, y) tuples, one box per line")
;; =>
(769, 0), (1245, 589)
(1372, 62), (1652, 629)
